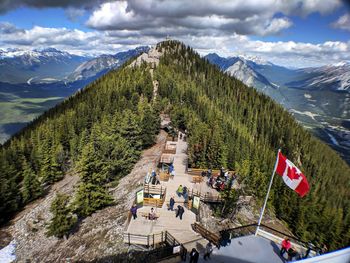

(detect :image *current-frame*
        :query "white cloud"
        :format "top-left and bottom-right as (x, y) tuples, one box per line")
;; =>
(331, 13), (350, 31)
(87, 0), (341, 37)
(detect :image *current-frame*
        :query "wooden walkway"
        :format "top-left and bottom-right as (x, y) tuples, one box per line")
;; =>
(125, 133), (209, 251)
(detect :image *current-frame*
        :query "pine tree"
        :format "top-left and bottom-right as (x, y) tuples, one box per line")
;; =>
(21, 159), (42, 203)
(74, 142), (113, 217)
(47, 193), (77, 238)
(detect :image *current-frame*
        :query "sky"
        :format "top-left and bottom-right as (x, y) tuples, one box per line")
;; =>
(0, 0), (349, 68)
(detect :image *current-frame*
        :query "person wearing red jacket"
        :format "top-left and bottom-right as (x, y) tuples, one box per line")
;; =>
(280, 238), (291, 258)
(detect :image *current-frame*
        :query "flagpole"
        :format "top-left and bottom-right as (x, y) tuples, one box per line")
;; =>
(255, 149), (280, 236)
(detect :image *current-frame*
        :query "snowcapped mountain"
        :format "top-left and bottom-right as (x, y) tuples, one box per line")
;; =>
(205, 53), (350, 164)
(0, 48), (88, 84)
(0, 46), (150, 84)
(205, 53), (280, 98)
(68, 46), (149, 81)
(288, 63), (350, 92)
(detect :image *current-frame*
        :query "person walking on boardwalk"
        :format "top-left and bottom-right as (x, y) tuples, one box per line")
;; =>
(176, 205), (185, 220)
(189, 248), (199, 263)
(180, 244), (187, 261)
(203, 241), (213, 260)
(130, 204), (137, 220)
(177, 185), (183, 197)
(280, 238), (291, 258)
(168, 196), (175, 211)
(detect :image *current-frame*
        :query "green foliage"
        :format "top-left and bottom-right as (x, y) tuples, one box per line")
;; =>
(0, 61), (159, 229)
(155, 40), (350, 250)
(21, 159), (42, 203)
(47, 193), (77, 238)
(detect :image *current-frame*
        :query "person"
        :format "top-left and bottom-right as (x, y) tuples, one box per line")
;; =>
(280, 238), (291, 258)
(149, 207), (156, 220)
(176, 205), (185, 220)
(151, 175), (157, 185)
(201, 170), (206, 177)
(180, 244), (187, 261)
(171, 169), (176, 179)
(151, 169), (156, 177)
(169, 163), (174, 174)
(177, 185), (183, 197)
(220, 167), (225, 177)
(203, 241), (213, 260)
(183, 186), (188, 201)
(130, 204), (137, 220)
(189, 248), (199, 263)
(168, 196), (175, 211)
(321, 244), (328, 254)
(303, 242), (312, 259)
(287, 247), (299, 261)
(207, 168), (212, 178)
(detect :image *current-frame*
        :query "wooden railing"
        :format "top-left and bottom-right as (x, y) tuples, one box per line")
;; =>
(143, 198), (164, 208)
(188, 189), (223, 203)
(124, 230), (180, 248)
(191, 222), (221, 247)
(144, 184), (166, 195)
(124, 232), (165, 248)
(188, 168), (235, 177)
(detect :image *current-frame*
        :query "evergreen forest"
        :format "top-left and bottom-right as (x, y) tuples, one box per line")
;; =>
(0, 40), (349, 250)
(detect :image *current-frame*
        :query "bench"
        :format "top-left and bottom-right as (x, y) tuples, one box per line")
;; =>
(191, 175), (203, 183)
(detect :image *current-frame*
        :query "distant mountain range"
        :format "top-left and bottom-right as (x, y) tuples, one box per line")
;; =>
(0, 46), (150, 144)
(0, 46), (349, 163)
(205, 53), (350, 164)
(0, 46), (150, 84)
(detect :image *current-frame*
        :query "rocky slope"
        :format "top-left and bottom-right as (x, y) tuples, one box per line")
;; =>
(0, 131), (167, 262)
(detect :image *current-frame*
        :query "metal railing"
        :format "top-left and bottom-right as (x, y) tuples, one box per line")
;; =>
(219, 223), (321, 255)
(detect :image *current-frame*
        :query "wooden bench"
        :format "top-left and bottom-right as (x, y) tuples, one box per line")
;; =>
(191, 175), (203, 183)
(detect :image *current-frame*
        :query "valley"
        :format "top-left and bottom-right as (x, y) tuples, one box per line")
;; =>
(205, 53), (350, 164)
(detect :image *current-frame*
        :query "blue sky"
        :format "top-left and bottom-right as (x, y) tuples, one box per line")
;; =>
(0, 0), (349, 67)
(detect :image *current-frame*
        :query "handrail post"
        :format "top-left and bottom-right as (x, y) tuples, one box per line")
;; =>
(147, 235), (150, 247)
(153, 234), (155, 248)
(128, 233), (130, 245)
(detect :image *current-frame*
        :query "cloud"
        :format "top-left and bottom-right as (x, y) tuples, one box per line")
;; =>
(0, 0), (112, 14)
(86, 0), (341, 37)
(331, 13), (350, 31)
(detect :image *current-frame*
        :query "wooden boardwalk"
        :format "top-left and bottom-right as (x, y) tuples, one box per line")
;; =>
(126, 133), (209, 251)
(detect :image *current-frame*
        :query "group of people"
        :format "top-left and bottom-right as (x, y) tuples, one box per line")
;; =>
(206, 167), (236, 191)
(144, 169), (161, 185)
(180, 242), (214, 262)
(280, 237), (328, 261)
(129, 205), (157, 220)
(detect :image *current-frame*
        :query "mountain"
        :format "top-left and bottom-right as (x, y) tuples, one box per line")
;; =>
(287, 63), (350, 92)
(0, 48), (89, 84)
(67, 46), (150, 81)
(0, 46), (151, 144)
(205, 53), (350, 164)
(0, 41), (349, 261)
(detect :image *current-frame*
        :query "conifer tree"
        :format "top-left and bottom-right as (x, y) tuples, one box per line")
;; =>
(74, 142), (113, 217)
(47, 193), (77, 238)
(21, 159), (42, 203)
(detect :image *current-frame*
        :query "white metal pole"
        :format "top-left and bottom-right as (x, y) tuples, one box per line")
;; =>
(255, 149), (280, 236)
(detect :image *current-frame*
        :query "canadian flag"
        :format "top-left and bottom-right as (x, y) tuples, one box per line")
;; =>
(275, 152), (310, 197)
